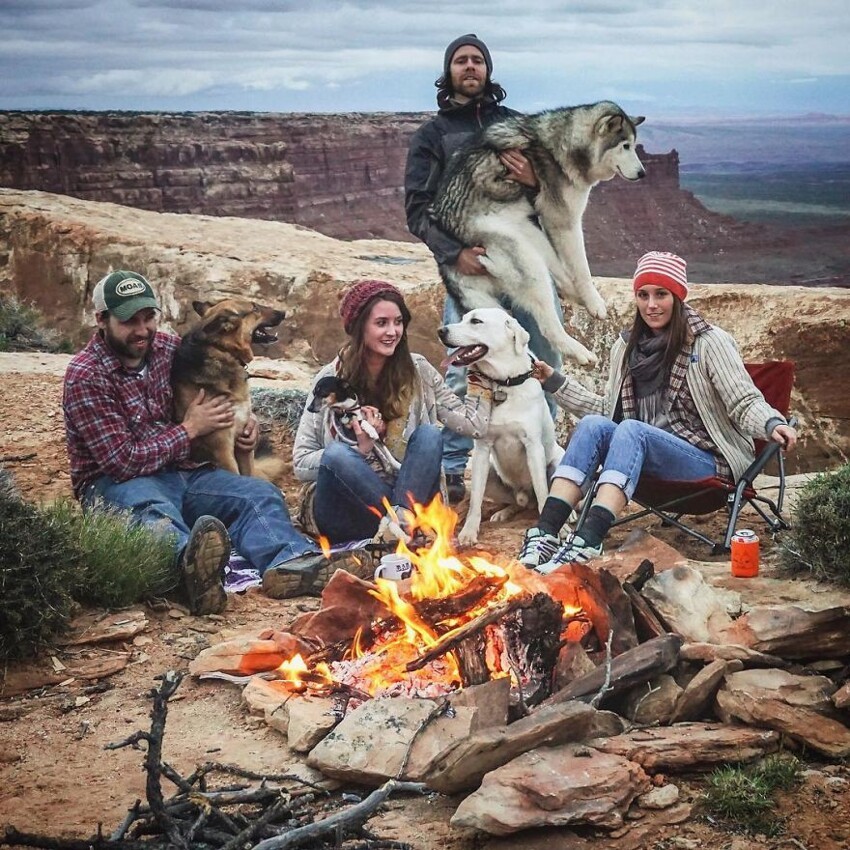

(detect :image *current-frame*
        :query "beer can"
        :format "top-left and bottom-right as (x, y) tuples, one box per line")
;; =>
(730, 529), (760, 577)
(374, 553), (414, 582)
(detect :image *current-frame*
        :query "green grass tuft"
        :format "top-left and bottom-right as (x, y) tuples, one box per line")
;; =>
(44, 500), (178, 609)
(703, 755), (802, 835)
(250, 387), (307, 435)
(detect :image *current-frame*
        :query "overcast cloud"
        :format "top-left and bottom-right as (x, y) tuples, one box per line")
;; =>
(1, 1), (848, 117)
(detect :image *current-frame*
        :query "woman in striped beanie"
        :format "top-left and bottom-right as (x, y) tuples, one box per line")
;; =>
(518, 251), (798, 573)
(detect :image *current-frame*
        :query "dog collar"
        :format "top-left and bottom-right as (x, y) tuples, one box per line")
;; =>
(489, 355), (536, 387)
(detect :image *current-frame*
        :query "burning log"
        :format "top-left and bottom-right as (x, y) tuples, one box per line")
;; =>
(406, 592), (563, 702)
(412, 573), (508, 626)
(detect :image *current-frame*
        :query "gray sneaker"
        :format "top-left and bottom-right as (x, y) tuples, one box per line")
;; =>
(182, 516), (229, 615)
(262, 549), (375, 599)
(536, 533), (603, 576)
(517, 527), (560, 570)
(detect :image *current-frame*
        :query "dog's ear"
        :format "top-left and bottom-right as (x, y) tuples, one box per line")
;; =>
(202, 312), (237, 336)
(630, 115), (646, 127)
(506, 317), (530, 356)
(193, 300), (212, 317)
(596, 113), (624, 136)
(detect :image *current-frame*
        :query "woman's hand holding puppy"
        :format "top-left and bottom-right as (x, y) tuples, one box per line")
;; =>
(352, 405), (385, 455)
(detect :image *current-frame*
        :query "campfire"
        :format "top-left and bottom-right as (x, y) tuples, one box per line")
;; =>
(271, 497), (574, 708)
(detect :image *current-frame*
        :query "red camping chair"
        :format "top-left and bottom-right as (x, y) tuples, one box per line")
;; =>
(581, 361), (797, 554)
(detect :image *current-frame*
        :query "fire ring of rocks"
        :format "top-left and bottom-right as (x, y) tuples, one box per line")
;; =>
(190, 499), (850, 837)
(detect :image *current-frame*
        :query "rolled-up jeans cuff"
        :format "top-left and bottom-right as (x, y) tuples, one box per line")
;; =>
(598, 470), (633, 499)
(553, 464), (591, 494)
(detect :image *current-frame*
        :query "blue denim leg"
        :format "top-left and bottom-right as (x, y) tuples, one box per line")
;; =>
(313, 442), (394, 543)
(83, 470), (189, 555)
(182, 467), (317, 573)
(554, 415), (617, 495)
(555, 416), (718, 501)
(441, 294), (474, 474)
(503, 287), (563, 421)
(392, 424), (442, 508)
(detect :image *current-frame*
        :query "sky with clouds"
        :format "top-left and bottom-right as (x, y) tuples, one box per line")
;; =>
(1, 1), (848, 118)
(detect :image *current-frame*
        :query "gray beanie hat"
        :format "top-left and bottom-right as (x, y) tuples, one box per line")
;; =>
(443, 33), (493, 77)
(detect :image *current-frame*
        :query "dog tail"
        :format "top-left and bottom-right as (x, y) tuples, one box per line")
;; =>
(253, 455), (289, 488)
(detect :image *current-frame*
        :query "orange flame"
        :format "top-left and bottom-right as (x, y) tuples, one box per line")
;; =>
(270, 495), (580, 700)
(317, 535), (332, 559)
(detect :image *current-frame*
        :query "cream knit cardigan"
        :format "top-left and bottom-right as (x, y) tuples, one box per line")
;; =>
(551, 325), (786, 482)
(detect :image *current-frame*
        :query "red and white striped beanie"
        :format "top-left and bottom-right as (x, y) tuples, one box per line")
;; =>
(632, 251), (689, 301)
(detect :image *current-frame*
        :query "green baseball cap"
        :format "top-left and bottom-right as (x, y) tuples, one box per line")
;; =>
(92, 270), (159, 321)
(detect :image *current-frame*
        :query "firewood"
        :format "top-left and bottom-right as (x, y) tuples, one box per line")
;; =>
(543, 634), (683, 707)
(624, 558), (655, 591)
(406, 595), (531, 672)
(623, 583), (668, 640)
(412, 574), (508, 627)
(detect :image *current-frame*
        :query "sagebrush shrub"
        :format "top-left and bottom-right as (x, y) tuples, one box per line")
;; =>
(782, 464), (850, 585)
(0, 496), (77, 663)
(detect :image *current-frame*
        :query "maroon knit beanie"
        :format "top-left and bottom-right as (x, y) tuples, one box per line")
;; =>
(339, 279), (403, 335)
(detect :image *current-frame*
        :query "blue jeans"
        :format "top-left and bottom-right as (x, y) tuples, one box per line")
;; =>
(313, 424), (442, 543)
(83, 467), (318, 574)
(554, 415), (718, 501)
(441, 290), (564, 474)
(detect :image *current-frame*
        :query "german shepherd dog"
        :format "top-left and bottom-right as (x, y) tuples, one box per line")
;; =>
(432, 101), (645, 365)
(171, 298), (285, 476)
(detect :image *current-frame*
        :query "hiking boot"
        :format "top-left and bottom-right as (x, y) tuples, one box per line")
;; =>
(536, 533), (604, 576)
(262, 549), (375, 600)
(446, 473), (466, 505)
(182, 516), (229, 615)
(517, 527), (560, 570)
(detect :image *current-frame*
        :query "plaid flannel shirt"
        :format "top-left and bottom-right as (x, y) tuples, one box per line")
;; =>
(63, 331), (196, 499)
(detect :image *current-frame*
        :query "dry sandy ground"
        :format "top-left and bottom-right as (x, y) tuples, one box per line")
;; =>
(1, 353), (849, 850)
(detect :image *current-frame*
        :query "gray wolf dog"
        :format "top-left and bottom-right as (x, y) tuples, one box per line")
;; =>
(432, 101), (645, 365)
(307, 375), (402, 476)
(171, 298), (285, 476)
(438, 307), (563, 546)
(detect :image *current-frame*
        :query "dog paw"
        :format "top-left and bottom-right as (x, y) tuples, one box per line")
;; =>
(457, 527), (479, 547)
(489, 507), (514, 523)
(585, 293), (608, 320)
(563, 343), (598, 367)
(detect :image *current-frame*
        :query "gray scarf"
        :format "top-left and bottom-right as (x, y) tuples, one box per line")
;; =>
(628, 330), (671, 427)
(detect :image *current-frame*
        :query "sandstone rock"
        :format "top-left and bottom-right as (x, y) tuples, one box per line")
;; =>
(306, 697), (474, 785)
(425, 701), (624, 795)
(638, 784), (680, 810)
(1, 187), (848, 468)
(833, 681), (850, 710)
(553, 643), (598, 693)
(670, 659), (743, 723)
(716, 605), (850, 660)
(60, 609), (147, 646)
(679, 642), (786, 667)
(642, 566), (736, 643)
(599, 530), (688, 579)
(716, 668), (850, 757)
(451, 745), (651, 835)
(588, 723), (779, 771)
(285, 695), (340, 753)
(189, 638), (292, 676)
(448, 676), (510, 731)
(241, 677), (291, 716)
(623, 674), (682, 726)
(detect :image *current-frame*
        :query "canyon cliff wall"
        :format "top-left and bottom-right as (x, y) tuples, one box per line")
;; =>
(0, 111), (761, 264)
(0, 188), (847, 474)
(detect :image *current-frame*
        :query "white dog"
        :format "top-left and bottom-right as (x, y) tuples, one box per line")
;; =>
(438, 308), (563, 546)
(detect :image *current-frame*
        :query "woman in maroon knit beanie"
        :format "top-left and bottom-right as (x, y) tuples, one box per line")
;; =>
(292, 279), (494, 544)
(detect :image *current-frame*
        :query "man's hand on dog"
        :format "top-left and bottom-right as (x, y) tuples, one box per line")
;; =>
(181, 389), (234, 439)
(500, 149), (538, 188)
(455, 246), (488, 276)
(235, 413), (260, 454)
(352, 405), (386, 455)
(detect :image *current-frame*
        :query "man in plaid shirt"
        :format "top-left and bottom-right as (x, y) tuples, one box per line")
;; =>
(63, 270), (359, 613)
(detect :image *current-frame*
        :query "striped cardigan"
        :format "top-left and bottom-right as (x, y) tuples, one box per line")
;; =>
(550, 316), (786, 483)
